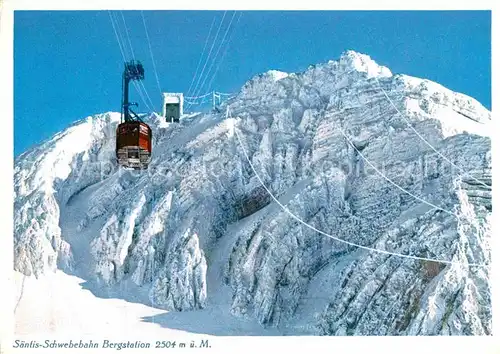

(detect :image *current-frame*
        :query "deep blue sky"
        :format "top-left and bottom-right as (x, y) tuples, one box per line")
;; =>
(14, 10), (491, 156)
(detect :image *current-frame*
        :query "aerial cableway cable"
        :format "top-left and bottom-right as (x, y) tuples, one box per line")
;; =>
(373, 76), (491, 189)
(109, 11), (153, 112)
(109, 11), (150, 112)
(205, 12), (243, 96)
(113, 10), (241, 115)
(112, 12), (146, 105)
(120, 11), (156, 111)
(227, 104), (489, 269)
(188, 10), (227, 97)
(184, 12), (241, 111)
(187, 11), (228, 110)
(141, 10), (163, 98)
(117, 11), (156, 112)
(186, 15), (218, 99)
(112, 10), (239, 114)
(193, 11), (237, 101)
(184, 91), (213, 101)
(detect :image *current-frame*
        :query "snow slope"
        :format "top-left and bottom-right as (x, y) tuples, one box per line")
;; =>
(13, 270), (278, 338)
(13, 51), (491, 336)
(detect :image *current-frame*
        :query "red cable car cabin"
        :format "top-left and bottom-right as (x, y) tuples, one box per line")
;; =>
(116, 121), (152, 169)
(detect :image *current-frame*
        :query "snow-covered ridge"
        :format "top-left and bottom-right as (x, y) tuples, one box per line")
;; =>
(394, 75), (491, 138)
(238, 51), (489, 140)
(338, 50), (393, 78)
(14, 51), (491, 335)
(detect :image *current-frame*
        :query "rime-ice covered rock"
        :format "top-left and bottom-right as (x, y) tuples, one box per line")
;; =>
(14, 51), (491, 333)
(149, 229), (207, 310)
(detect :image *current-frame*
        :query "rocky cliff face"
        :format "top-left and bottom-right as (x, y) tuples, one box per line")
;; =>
(14, 51), (491, 335)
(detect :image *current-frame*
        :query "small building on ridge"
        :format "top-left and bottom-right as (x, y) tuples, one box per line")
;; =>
(162, 93), (184, 123)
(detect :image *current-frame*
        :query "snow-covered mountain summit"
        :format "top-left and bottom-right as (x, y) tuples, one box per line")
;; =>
(14, 51), (491, 335)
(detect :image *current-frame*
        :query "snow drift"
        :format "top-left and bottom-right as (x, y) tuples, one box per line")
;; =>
(14, 50), (491, 335)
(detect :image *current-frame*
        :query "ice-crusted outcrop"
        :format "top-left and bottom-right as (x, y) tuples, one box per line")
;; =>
(14, 50), (491, 334)
(14, 115), (119, 277)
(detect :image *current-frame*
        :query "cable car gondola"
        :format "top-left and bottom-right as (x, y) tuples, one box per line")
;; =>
(115, 60), (152, 170)
(116, 120), (152, 169)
